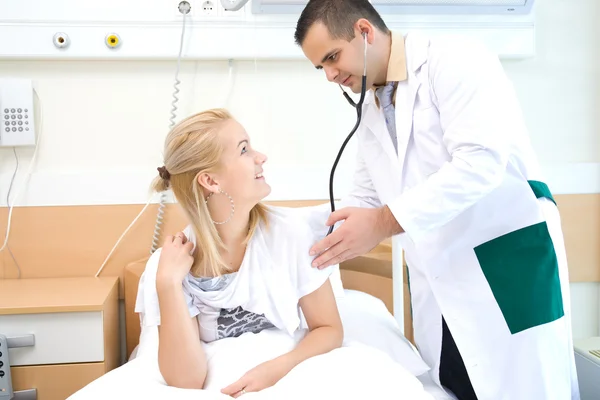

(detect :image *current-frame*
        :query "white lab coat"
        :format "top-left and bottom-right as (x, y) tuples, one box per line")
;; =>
(307, 32), (580, 399)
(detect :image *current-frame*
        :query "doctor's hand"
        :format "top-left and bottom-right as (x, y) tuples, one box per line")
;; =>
(156, 232), (194, 285)
(309, 206), (403, 270)
(221, 357), (291, 398)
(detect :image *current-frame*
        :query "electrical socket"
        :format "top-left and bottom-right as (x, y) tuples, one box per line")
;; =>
(174, 0), (192, 18)
(198, 0), (218, 17)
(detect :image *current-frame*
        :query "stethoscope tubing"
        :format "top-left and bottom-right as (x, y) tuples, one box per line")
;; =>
(327, 33), (368, 236)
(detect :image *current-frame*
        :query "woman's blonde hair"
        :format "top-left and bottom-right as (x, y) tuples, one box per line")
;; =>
(151, 108), (269, 277)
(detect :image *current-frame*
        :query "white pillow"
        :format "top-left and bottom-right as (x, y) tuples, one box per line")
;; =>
(336, 289), (431, 377)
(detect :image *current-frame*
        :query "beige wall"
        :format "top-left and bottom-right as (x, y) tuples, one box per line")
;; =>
(0, 0), (599, 339)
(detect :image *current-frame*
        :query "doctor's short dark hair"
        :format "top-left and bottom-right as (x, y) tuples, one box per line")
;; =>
(294, 0), (389, 45)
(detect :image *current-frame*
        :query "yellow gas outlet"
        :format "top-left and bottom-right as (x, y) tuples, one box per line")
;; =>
(105, 33), (121, 49)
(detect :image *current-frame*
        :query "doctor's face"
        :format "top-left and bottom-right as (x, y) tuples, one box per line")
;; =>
(211, 119), (271, 209)
(300, 22), (376, 94)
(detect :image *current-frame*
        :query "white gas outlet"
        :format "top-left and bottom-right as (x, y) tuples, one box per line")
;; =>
(199, 0), (217, 16)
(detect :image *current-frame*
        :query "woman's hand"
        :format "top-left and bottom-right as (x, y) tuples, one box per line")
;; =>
(220, 357), (292, 398)
(156, 232), (194, 285)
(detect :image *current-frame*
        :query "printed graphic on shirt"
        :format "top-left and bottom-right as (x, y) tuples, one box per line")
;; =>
(217, 306), (275, 340)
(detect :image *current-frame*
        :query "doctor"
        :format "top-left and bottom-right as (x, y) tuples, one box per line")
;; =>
(294, 0), (580, 399)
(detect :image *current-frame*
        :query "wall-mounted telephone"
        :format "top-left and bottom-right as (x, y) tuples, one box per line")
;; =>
(0, 79), (36, 147)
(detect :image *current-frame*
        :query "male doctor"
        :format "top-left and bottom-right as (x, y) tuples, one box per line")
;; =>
(294, 0), (579, 399)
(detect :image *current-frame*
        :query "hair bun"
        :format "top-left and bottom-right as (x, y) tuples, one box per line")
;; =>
(157, 166), (171, 180)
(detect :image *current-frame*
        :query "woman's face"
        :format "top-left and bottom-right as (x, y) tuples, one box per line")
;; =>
(209, 118), (271, 208)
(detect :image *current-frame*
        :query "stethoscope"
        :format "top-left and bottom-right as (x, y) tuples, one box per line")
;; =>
(327, 31), (368, 236)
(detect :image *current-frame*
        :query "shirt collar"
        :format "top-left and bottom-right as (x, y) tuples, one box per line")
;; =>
(373, 31), (408, 107)
(385, 31), (408, 82)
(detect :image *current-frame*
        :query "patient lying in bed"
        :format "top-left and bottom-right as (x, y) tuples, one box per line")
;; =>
(67, 108), (440, 400)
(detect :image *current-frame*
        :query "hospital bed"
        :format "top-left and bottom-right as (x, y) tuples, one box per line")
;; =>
(66, 251), (454, 399)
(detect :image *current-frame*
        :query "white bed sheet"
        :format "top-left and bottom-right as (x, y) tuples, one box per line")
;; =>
(418, 374), (458, 400)
(68, 290), (455, 400)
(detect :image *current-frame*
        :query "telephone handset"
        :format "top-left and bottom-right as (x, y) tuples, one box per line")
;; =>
(0, 79), (36, 147)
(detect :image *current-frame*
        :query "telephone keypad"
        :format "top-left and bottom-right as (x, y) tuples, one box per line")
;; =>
(3, 108), (30, 134)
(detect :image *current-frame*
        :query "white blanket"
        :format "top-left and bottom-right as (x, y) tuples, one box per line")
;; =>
(69, 290), (444, 400)
(69, 330), (433, 400)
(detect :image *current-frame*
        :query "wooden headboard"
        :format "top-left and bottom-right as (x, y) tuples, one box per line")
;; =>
(122, 240), (404, 360)
(1, 195), (597, 284)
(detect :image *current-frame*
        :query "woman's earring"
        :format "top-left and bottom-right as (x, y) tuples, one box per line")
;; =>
(205, 188), (235, 225)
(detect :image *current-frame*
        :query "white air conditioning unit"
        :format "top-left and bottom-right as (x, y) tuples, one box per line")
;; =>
(574, 337), (600, 400)
(252, 0), (535, 15)
(249, 0), (537, 58)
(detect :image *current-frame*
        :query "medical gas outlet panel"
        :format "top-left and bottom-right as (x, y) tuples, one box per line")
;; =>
(0, 0), (538, 60)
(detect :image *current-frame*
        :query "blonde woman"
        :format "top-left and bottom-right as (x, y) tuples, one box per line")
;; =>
(135, 108), (343, 398)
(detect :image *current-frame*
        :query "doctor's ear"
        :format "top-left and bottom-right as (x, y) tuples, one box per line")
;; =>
(197, 172), (220, 193)
(355, 19), (374, 43)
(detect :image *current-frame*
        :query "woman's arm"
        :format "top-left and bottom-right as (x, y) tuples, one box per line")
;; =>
(221, 279), (343, 397)
(157, 278), (207, 389)
(155, 232), (207, 389)
(279, 279), (344, 368)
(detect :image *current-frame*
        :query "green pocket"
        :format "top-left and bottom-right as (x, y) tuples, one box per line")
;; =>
(474, 221), (564, 334)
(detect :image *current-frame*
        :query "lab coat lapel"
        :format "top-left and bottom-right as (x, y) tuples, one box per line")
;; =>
(362, 98), (402, 200)
(394, 80), (419, 181)
(363, 100), (400, 169)
(395, 33), (428, 181)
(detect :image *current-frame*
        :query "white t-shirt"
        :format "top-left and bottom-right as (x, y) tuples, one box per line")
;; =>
(135, 205), (343, 343)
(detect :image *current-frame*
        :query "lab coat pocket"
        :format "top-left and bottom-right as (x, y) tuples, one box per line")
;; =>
(473, 221), (564, 335)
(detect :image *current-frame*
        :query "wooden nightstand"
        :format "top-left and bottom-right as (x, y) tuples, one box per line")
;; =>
(0, 276), (120, 400)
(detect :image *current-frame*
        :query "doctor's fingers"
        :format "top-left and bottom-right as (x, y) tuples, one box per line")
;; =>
(309, 229), (344, 257)
(312, 246), (353, 269)
(326, 207), (354, 226)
